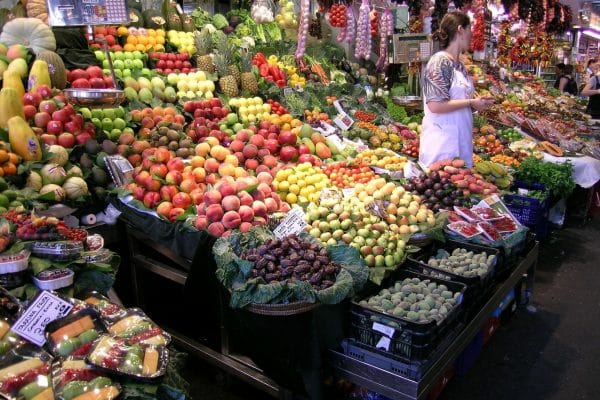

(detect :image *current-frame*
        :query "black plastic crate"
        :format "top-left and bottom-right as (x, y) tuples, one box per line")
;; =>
(341, 339), (427, 381)
(405, 240), (500, 306)
(350, 270), (466, 362)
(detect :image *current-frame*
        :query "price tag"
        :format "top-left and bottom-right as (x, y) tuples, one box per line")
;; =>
(404, 161), (425, 179)
(342, 188), (355, 198)
(320, 188), (343, 203)
(313, 121), (338, 137)
(332, 100), (347, 115)
(334, 114), (354, 130)
(376, 336), (391, 351)
(273, 207), (308, 239)
(372, 322), (396, 338)
(12, 291), (73, 346)
(517, 188), (530, 195)
(282, 87), (293, 97)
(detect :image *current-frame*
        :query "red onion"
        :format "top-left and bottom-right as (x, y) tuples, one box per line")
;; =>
(376, 9), (393, 70)
(354, 0), (372, 60)
(295, 0), (310, 60)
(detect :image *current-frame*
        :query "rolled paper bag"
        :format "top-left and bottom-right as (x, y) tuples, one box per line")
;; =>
(80, 213), (96, 225)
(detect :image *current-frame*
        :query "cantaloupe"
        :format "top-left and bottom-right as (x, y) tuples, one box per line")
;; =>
(0, 359), (43, 381)
(142, 348), (159, 375)
(36, 51), (67, 89)
(50, 315), (94, 342)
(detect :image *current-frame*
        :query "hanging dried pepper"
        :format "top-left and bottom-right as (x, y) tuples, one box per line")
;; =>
(471, 0), (485, 51)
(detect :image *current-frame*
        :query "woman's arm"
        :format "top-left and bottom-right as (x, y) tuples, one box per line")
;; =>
(559, 76), (569, 92)
(581, 78), (599, 97)
(428, 97), (494, 113)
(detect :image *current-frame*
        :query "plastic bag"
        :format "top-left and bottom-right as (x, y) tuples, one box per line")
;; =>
(45, 309), (106, 358)
(53, 357), (120, 400)
(0, 344), (54, 399)
(106, 309), (170, 346)
(251, 0), (276, 23)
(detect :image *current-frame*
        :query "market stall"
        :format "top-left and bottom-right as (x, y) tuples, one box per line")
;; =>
(0, 0), (597, 398)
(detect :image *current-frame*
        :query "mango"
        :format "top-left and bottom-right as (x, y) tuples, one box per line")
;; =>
(0, 88), (25, 129)
(8, 115), (42, 161)
(315, 142), (332, 159)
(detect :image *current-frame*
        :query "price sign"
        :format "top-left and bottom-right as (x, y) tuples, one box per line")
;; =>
(334, 113), (354, 130)
(273, 207), (308, 239)
(342, 188), (355, 198)
(12, 291), (73, 346)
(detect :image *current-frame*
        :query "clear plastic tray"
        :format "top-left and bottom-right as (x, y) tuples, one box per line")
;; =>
(31, 241), (83, 261)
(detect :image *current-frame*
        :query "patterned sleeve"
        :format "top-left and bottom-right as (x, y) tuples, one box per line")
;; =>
(422, 53), (454, 102)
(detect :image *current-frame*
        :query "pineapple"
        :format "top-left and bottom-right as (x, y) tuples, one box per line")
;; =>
(240, 52), (258, 95)
(215, 35), (241, 84)
(194, 30), (214, 73)
(214, 54), (239, 97)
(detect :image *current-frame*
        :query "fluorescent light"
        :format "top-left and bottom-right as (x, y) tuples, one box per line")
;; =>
(583, 29), (600, 40)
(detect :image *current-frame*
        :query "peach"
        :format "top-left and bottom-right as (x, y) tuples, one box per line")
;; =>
(224, 154), (239, 167)
(235, 180), (249, 192)
(254, 216), (267, 226)
(249, 135), (264, 148)
(229, 139), (245, 153)
(222, 210), (241, 229)
(210, 145), (229, 161)
(179, 178), (198, 193)
(234, 167), (248, 178)
(235, 130), (250, 142)
(242, 144), (258, 159)
(238, 205), (254, 222)
(192, 167), (206, 183)
(252, 200), (268, 217)
(218, 162), (235, 177)
(218, 182), (236, 197)
(208, 221), (225, 237)
(203, 190), (222, 205)
(264, 197), (278, 213)
(204, 136), (219, 147)
(257, 182), (272, 197)
(195, 142), (211, 157)
(257, 172), (274, 186)
(256, 165), (271, 175)
(244, 176), (259, 186)
(251, 189), (265, 201)
(206, 203), (225, 223)
(165, 170), (183, 185)
(195, 215), (209, 230)
(233, 151), (245, 165)
(280, 203), (291, 212)
(156, 201), (173, 219)
(204, 158), (220, 173)
(169, 207), (186, 221)
(239, 221), (253, 233)
(262, 155), (278, 168)
(222, 195), (241, 211)
(189, 188), (204, 205)
(257, 148), (270, 158)
(190, 156), (205, 168)
(206, 173), (219, 185)
(245, 158), (259, 171)
(239, 191), (253, 207)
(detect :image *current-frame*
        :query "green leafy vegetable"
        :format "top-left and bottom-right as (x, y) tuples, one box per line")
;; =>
(516, 157), (576, 199)
(384, 97), (407, 122)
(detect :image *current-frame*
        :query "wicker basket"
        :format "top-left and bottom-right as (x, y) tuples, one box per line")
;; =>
(245, 301), (319, 316)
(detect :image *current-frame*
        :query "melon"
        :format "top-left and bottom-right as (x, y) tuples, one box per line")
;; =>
(66, 165), (83, 178)
(40, 163), (66, 185)
(26, 171), (43, 191)
(47, 145), (68, 166)
(39, 184), (65, 201)
(63, 177), (88, 199)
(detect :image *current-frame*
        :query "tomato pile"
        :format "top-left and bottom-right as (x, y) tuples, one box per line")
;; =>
(322, 161), (377, 188)
(328, 4), (348, 28)
(354, 110), (376, 122)
(400, 139), (420, 158)
(266, 99), (289, 116)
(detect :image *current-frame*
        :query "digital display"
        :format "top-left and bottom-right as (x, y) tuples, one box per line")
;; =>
(46, 0), (129, 26)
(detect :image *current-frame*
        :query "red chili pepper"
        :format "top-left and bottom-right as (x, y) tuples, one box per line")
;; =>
(61, 368), (99, 385)
(71, 342), (94, 357)
(127, 327), (163, 345)
(259, 64), (269, 77)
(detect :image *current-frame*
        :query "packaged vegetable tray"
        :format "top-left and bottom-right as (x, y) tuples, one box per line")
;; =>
(106, 309), (170, 346)
(350, 270), (466, 363)
(53, 357), (120, 400)
(45, 309), (106, 358)
(0, 250), (31, 290)
(0, 319), (25, 359)
(86, 335), (168, 380)
(405, 240), (500, 306)
(74, 292), (126, 323)
(0, 344), (54, 400)
(0, 287), (22, 318)
(31, 241), (83, 262)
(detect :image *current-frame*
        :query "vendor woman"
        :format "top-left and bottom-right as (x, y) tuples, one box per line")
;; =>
(419, 12), (494, 168)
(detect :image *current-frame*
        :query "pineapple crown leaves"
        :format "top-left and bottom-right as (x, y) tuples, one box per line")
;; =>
(194, 29), (213, 56)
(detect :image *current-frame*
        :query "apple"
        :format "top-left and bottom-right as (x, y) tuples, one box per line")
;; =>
(70, 69), (90, 80)
(35, 85), (53, 99)
(63, 121), (80, 134)
(75, 132), (93, 146)
(34, 112), (51, 129)
(23, 105), (37, 120)
(86, 66), (104, 79)
(72, 78), (91, 89)
(89, 77), (106, 89)
(40, 134), (57, 145)
(279, 146), (298, 162)
(23, 92), (42, 107)
(57, 132), (76, 148)
(39, 100), (57, 114)
(46, 120), (63, 135)
(52, 109), (71, 123)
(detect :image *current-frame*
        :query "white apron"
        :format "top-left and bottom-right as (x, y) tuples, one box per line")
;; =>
(419, 65), (475, 168)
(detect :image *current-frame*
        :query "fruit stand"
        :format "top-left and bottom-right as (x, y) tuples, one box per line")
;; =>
(0, 0), (597, 398)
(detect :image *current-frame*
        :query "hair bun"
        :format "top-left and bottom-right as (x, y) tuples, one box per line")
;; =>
(433, 29), (448, 41)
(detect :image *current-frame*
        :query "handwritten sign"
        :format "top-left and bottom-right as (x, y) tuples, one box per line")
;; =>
(273, 207), (308, 239)
(13, 291), (73, 346)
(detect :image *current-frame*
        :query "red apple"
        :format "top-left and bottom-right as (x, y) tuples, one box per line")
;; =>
(63, 121), (80, 134)
(57, 132), (76, 148)
(86, 66), (104, 79)
(75, 132), (93, 145)
(71, 78), (91, 89)
(39, 100), (57, 114)
(23, 105), (37, 120)
(46, 120), (63, 135)
(279, 146), (298, 162)
(40, 134), (57, 145)
(89, 77), (106, 89)
(70, 69), (90, 81)
(35, 85), (53, 99)
(23, 92), (42, 107)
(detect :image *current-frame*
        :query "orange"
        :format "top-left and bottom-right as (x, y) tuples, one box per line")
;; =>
(117, 26), (129, 36)
(135, 44), (146, 52)
(8, 153), (19, 165)
(147, 28), (156, 37)
(123, 43), (136, 52)
(137, 36), (148, 45)
(126, 35), (138, 45)
(146, 36), (156, 46)
(3, 163), (16, 176)
(0, 150), (8, 164)
(156, 29), (166, 37)
(155, 36), (165, 44)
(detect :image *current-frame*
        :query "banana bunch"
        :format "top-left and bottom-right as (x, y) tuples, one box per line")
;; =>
(474, 161), (513, 189)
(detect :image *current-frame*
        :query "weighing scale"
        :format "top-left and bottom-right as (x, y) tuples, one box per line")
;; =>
(45, 0), (130, 107)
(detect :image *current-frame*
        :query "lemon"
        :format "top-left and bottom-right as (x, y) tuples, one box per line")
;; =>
(286, 193), (297, 203)
(278, 181), (290, 192)
(289, 184), (300, 195)
(287, 174), (297, 184)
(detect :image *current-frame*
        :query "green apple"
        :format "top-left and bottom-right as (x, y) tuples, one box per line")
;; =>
(123, 52), (133, 60)
(113, 118), (126, 130)
(95, 50), (105, 61)
(79, 107), (92, 119)
(102, 68), (111, 76)
(123, 59), (133, 69)
(132, 59), (144, 70)
(101, 118), (113, 131)
(110, 128), (122, 140)
(102, 59), (110, 69)
(91, 117), (102, 128)
(123, 87), (138, 101)
(102, 108), (115, 119)
(232, 123), (244, 132)
(225, 129), (234, 136)
(91, 109), (104, 119)
(132, 50), (144, 60)
(113, 51), (124, 60)
(167, 73), (178, 85)
(122, 69), (132, 78)
(141, 68), (151, 77)
(122, 127), (134, 135)
(219, 123), (228, 131)
(115, 106), (126, 118)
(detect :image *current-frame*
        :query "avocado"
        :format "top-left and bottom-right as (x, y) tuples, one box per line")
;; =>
(2, 190), (17, 201)
(0, 177), (8, 192)
(91, 166), (108, 186)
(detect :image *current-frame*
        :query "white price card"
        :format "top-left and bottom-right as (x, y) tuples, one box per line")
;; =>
(12, 291), (73, 346)
(342, 188), (355, 198)
(273, 207), (308, 239)
(334, 114), (354, 130)
(372, 322), (396, 338)
(376, 336), (391, 351)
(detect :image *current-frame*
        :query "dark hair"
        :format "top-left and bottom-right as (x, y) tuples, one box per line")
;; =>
(555, 63), (565, 71)
(587, 59), (597, 68)
(563, 64), (574, 75)
(433, 12), (471, 49)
